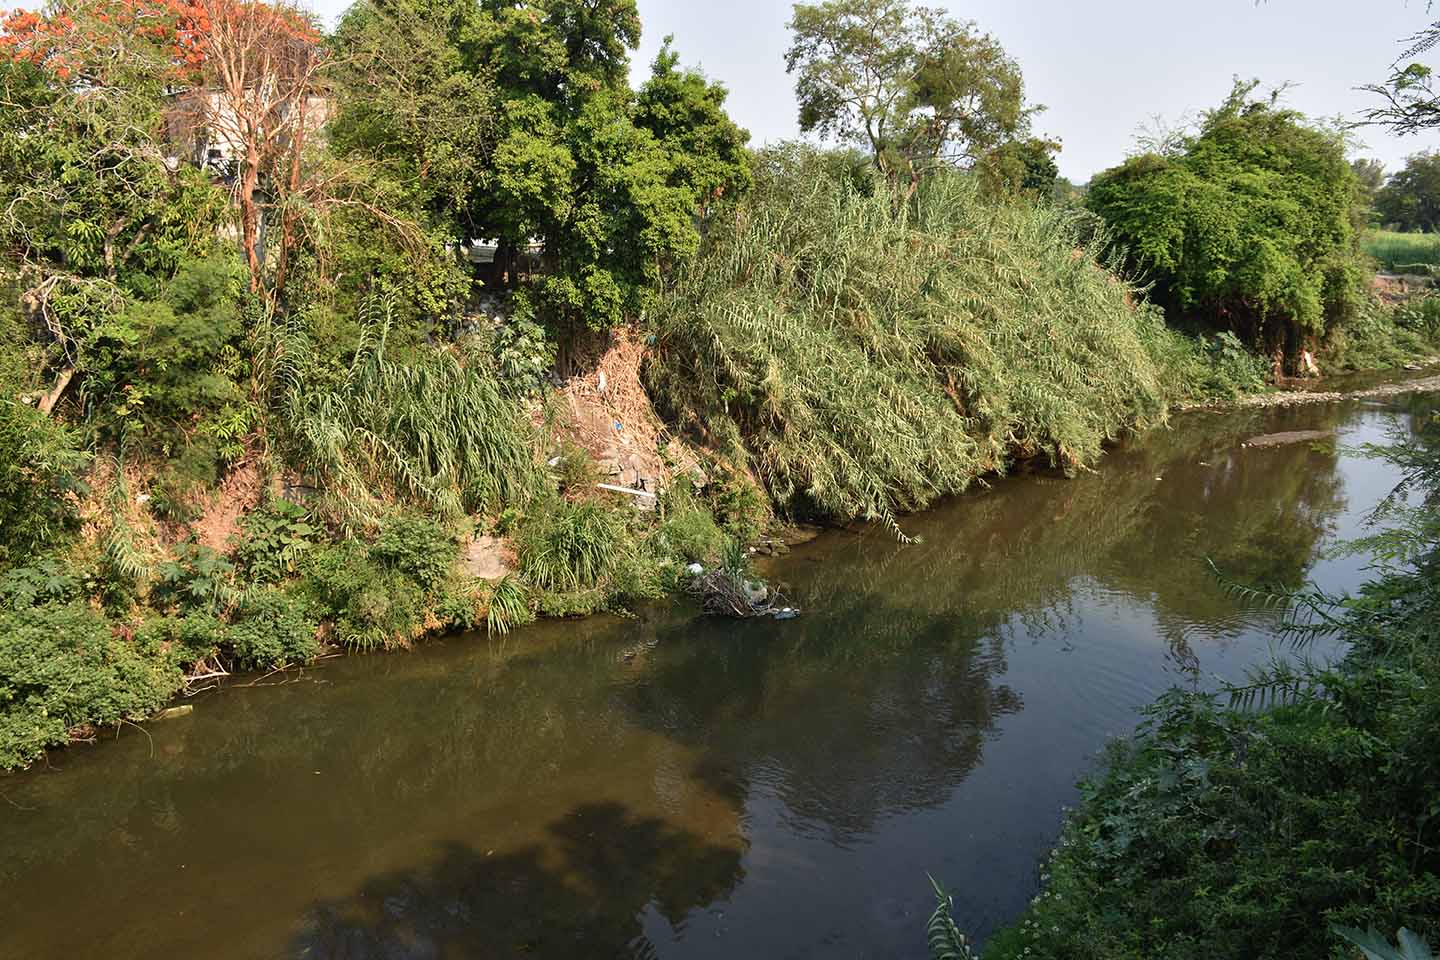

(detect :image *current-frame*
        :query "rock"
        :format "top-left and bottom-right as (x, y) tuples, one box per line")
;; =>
(153, 705), (193, 721)
(460, 535), (512, 581)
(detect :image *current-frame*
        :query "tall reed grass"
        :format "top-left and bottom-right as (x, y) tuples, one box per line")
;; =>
(647, 147), (1174, 530)
(282, 301), (540, 527)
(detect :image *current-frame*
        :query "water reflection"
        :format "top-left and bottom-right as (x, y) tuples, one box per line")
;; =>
(292, 803), (744, 959)
(0, 397), (1425, 960)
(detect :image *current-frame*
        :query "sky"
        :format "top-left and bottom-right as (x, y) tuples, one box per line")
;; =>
(313, 0), (1440, 181)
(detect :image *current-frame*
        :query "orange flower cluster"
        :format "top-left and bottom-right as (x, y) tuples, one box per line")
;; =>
(1, 0), (317, 82)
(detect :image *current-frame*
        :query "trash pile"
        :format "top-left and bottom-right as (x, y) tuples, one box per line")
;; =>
(684, 562), (799, 620)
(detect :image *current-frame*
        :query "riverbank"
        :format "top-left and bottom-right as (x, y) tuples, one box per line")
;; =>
(934, 393), (1440, 958)
(1, 392), (1428, 959)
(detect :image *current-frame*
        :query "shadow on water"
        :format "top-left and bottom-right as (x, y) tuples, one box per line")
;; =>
(290, 802), (743, 959)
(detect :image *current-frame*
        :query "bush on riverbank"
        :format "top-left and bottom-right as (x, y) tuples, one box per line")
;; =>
(647, 146), (1176, 529)
(1086, 82), (1368, 364)
(937, 414), (1440, 959)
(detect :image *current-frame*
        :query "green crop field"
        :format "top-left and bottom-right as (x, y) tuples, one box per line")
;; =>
(1363, 228), (1440, 273)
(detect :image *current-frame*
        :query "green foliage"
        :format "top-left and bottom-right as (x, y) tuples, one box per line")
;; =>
(517, 499), (625, 592)
(1364, 229), (1440, 274)
(1328, 299), (1436, 373)
(133, 610), (230, 668)
(489, 305), (557, 398)
(297, 515), (459, 651)
(0, 58), (230, 299)
(78, 253), (250, 453)
(1148, 329), (1269, 402)
(370, 516), (458, 595)
(0, 399), (89, 565)
(484, 575), (534, 636)
(233, 499), (319, 584)
(927, 877), (978, 960)
(1375, 151), (1440, 232)
(228, 588), (319, 669)
(151, 544), (240, 615)
(282, 303), (541, 526)
(1396, 294), (1440, 339)
(298, 540), (419, 651)
(786, 0), (1037, 185)
(1335, 927), (1437, 960)
(648, 145), (1172, 529)
(0, 559), (84, 609)
(655, 480), (731, 563)
(0, 602), (183, 770)
(329, 0), (750, 331)
(1086, 82), (1367, 356)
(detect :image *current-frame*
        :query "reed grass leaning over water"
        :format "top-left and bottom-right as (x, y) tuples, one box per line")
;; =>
(281, 301), (541, 529)
(646, 145), (1175, 532)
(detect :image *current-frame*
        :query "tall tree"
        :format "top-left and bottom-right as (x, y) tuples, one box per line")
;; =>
(330, 0), (749, 331)
(1085, 82), (1366, 362)
(1375, 151), (1440, 231)
(784, 0), (1041, 189)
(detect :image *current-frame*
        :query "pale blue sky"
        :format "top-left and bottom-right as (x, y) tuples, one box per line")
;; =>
(316, 0), (1440, 180)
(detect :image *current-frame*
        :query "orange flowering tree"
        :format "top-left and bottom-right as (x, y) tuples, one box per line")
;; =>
(2, 0), (326, 298)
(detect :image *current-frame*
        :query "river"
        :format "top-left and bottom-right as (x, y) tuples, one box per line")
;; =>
(1, 390), (1436, 959)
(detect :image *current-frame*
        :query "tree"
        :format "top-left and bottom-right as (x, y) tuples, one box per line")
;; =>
(1085, 82), (1366, 362)
(784, 0), (1039, 189)
(978, 135), (1060, 199)
(330, 0), (750, 331)
(1375, 151), (1440, 232)
(170, 0), (325, 297)
(1364, 21), (1440, 134)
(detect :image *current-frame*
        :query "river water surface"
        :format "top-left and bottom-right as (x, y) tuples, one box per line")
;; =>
(2, 391), (1437, 959)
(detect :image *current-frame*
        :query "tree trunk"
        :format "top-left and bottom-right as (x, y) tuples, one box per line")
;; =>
(239, 155), (264, 293)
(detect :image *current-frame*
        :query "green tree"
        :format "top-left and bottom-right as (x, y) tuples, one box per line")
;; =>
(1376, 151), (1440, 231)
(1354, 157), (1387, 210)
(329, 0), (749, 331)
(1085, 82), (1366, 361)
(784, 0), (1039, 188)
(978, 135), (1061, 199)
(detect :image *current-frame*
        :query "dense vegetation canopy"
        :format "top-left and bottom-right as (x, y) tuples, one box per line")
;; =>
(1086, 83), (1367, 360)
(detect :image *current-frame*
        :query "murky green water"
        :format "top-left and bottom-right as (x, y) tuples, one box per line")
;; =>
(2, 392), (1436, 959)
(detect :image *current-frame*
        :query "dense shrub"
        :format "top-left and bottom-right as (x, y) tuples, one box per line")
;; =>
(655, 480), (731, 563)
(282, 305), (541, 526)
(232, 498), (319, 583)
(370, 516), (458, 594)
(151, 544), (240, 614)
(81, 253), (250, 455)
(1148, 329), (1270, 402)
(228, 588), (319, 668)
(0, 558), (84, 610)
(0, 399), (89, 565)
(1328, 299), (1437, 372)
(1086, 82), (1367, 358)
(517, 499), (626, 592)
(648, 145), (1173, 529)
(0, 602), (182, 769)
